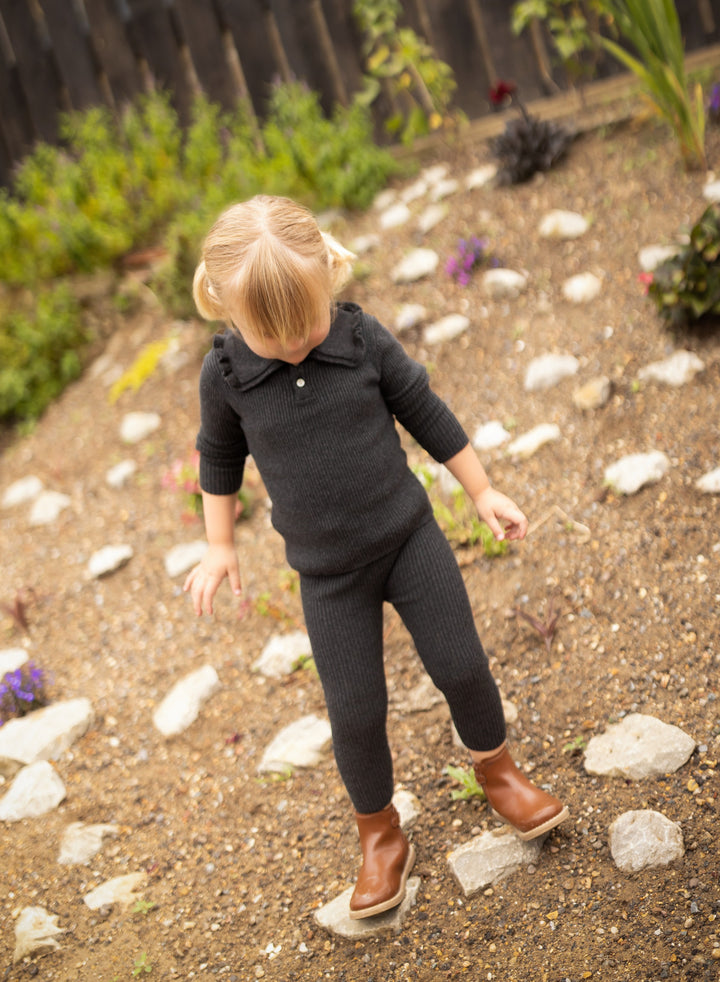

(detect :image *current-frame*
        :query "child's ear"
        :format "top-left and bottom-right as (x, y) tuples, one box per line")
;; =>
(321, 231), (357, 292)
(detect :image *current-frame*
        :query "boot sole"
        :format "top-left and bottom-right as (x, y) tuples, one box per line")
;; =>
(493, 805), (570, 841)
(348, 844), (416, 920)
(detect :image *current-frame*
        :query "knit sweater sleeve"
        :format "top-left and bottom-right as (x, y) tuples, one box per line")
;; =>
(195, 347), (249, 495)
(369, 315), (469, 463)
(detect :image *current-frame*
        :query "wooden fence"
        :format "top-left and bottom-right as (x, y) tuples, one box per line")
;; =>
(1, 0), (720, 187)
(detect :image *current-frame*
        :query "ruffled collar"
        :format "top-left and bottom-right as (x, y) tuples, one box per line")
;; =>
(214, 302), (365, 391)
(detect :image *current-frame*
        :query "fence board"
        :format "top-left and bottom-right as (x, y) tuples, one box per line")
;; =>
(217, 0), (276, 116)
(174, 0), (239, 108)
(38, 0), (104, 110)
(0, 45), (34, 169)
(124, 0), (194, 120)
(82, 0), (143, 106)
(0, 0), (63, 143)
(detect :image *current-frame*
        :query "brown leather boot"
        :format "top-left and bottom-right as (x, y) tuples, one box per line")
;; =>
(473, 744), (569, 841)
(349, 803), (416, 919)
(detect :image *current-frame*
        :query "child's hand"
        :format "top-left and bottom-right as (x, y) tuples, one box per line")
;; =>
(473, 487), (528, 542)
(183, 544), (242, 616)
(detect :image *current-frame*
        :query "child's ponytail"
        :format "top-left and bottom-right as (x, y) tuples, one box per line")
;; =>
(193, 260), (226, 322)
(322, 232), (356, 294)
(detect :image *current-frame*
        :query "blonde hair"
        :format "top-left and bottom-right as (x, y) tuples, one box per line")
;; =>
(193, 195), (355, 344)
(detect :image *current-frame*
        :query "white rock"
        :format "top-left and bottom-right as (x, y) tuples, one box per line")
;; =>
(417, 203), (448, 234)
(609, 810), (684, 873)
(562, 272), (602, 303)
(423, 314), (470, 345)
(380, 202), (411, 230)
(373, 188), (397, 211)
(13, 906), (64, 963)
(524, 353), (579, 392)
(58, 821), (120, 865)
(604, 451), (670, 495)
(422, 164), (448, 184)
(392, 788), (421, 828)
(638, 350), (704, 387)
(465, 164), (497, 190)
(430, 177), (459, 201)
(538, 209), (589, 239)
(84, 872), (147, 910)
(106, 460), (137, 488)
(573, 376), (612, 411)
(152, 665), (221, 737)
(394, 303), (427, 333)
(399, 177), (428, 203)
(0, 697), (94, 777)
(87, 544), (133, 578)
(164, 540), (208, 578)
(0, 648), (29, 675)
(702, 179), (720, 201)
(696, 466), (720, 493)
(448, 828), (544, 897)
(391, 675), (444, 713)
(350, 233), (380, 255)
(0, 760), (66, 821)
(506, 424), (561, 458)
(638, 244), (680, 271)
(29, 491), (71, 526)
(472, 420), (511, 451)
(314, 878), (420, 938)
(2, 475), (43, 508)
(584, 713), (695, 780)
(120, 411), (161, 443)
(482, 268), (527, 299)
(391, 249), (439, 284)
(253, 630), (312, 679)
(258, 714), (332, 773)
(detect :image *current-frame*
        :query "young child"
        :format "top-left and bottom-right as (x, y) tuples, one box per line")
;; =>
(184, 194), (568, 919)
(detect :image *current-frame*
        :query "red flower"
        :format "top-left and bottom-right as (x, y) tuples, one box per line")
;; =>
(638, 272), (654, 294)
(490, 80), (517, 106)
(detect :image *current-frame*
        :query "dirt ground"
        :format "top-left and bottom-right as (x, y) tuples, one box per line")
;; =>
(1, 99), (720, 982)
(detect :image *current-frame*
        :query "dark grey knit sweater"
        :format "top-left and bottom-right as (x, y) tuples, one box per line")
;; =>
(196, 302), (469, 575)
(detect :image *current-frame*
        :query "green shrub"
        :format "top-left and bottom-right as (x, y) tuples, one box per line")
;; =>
(0, 285), (85, 420)
(646, 202), (720, 327)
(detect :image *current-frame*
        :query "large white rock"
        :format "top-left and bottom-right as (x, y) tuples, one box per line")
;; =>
(696, 466), (720, 493)
(258, 714), (332, 773)
(152, 665), (221, 737)
(0, 697), (94, 777)
(584, 714), (695, 780)
(417, 203), (448, 234)
(609, 810), (684, 873)
(120, 411), (161, 444)
(314, 878), (420, 938)
(58, 821), (120, 865)
(253, 630), (312, 679)
(562, 272), (602, 303)
(482, 268), (527, 299)
(604, 451), (670, 495)
(0, 648), (29, 675)
(638, 350), (704, 387)
(472, 420), (511, 451)
(87, 544), (133, 578)
(638, 244), (681, 271)
(524, 353), (579, 392)
(380, 202), (411, 230)
(538, 209), (589, 239)
(164, 540), (208, 578)
(391, 249), (439, 283)
(106, 460), (137, 488)
(13, 906), (64, 963)
(0, 760), (66, 821)
(448, 828), (544, 897)
(423, 314), (469, 345)
(506, 424), (561, 458)
(394, 303), (427, 333)
(84, 872), (147, 910)
(2, 476), (43, 508)
(29, 491), (71, 526)
(465, 164), (497, 189)
(702, 179), (720, 201)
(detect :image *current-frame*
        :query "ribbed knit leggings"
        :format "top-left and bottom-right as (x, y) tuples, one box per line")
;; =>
(299, 517), (507, 814)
